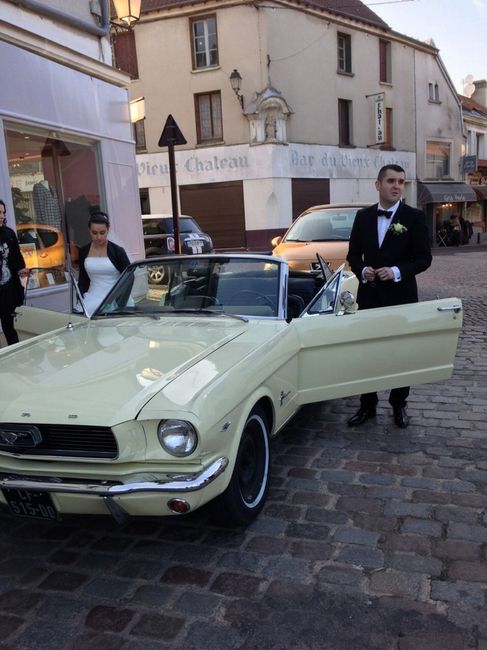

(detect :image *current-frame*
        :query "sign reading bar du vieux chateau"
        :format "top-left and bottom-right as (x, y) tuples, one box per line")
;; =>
(136, 143), (415, 189)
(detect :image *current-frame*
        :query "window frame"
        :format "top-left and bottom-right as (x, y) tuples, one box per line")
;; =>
(338, 98), (352, 147)
(337, 32), (352, 74)
(133, 119), (146, 152)
(379, 39), (391, 84)
(195, 90), (223, 144)
(190, 14), (219, 70)
(425, 140), (451, 179)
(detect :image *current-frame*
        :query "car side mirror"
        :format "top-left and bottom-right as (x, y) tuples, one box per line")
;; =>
(271, 236), (282, 247)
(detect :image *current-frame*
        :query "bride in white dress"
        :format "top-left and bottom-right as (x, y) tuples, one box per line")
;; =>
(77, 212), (130, 317)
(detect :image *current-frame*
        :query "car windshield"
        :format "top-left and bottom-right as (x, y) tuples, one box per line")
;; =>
(143, 217), (201, 235)
(284, 208), (357, 242)
(93, 256), (282, 319)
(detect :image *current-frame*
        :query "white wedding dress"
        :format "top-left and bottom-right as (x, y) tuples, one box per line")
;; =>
(82, 257), (120, 316)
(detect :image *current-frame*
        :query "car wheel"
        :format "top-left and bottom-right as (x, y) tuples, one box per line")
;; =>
(211, 407), (270, 527)
(148, 264), (167, 284)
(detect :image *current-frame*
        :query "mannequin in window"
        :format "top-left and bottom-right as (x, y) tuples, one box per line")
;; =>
(33, 179), (62, 230)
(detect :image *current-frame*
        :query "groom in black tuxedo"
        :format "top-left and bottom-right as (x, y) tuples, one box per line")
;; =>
(346, 164), (432, 428)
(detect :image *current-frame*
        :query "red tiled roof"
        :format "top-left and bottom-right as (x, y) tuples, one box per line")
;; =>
(140, 0), (389, 30)
(459, 94), (487, 117)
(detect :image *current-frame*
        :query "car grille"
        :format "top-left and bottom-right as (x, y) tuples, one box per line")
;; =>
(0, 424), (118, 459)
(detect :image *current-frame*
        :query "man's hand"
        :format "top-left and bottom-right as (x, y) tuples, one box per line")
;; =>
(375, 266), (394, 281)
(363, 266), (376, 282)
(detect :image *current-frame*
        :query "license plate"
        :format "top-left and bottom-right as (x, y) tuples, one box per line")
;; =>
(3, 488), (58, 521)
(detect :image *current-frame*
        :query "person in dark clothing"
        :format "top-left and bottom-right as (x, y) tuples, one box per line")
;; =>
(346, 165), (432, 428)
(0, 200), (26, 345)
(77, 212), (130, 316)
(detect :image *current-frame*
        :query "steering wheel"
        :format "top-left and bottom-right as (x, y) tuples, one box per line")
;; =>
(227, 290), (275, 309)
(198, 295), (221, 307)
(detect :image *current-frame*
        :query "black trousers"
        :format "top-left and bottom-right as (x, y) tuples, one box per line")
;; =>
(0, 279), (20, 345)
(0, 312), (18, 345)
(360, 386), (410, 410)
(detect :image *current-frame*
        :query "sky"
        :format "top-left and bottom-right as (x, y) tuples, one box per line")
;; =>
(370, 0), (487, 94)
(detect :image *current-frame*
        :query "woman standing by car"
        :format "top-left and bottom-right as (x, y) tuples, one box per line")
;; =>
(0, 199), (26, 345)
(78, 212), (130, 316)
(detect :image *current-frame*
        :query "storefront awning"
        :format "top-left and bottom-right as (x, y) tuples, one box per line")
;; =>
(473, 185), (487, 200)
(417, 182), (477, 204)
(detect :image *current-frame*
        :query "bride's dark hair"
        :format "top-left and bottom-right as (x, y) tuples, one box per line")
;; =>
(88, 211), (110, 228)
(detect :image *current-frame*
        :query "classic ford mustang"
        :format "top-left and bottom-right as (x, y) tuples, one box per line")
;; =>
(0, 254), (462, 526)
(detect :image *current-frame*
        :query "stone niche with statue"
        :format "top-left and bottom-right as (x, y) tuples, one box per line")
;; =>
(244, 86), (293, 145)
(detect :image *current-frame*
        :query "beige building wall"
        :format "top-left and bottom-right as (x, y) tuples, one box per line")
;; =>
(131, 0), (466, 248)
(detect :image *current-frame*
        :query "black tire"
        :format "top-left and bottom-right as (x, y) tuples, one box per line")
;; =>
(211, 407), (270, 527)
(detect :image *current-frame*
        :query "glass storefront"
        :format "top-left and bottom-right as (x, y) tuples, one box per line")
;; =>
(5, 123), (101, 290)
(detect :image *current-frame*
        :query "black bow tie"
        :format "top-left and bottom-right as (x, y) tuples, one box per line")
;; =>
(377, 209), (392, 218)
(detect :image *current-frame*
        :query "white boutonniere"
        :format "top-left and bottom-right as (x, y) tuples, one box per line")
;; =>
(389, 222), (408, 235)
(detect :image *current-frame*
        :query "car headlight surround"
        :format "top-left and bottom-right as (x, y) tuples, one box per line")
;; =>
(157, 420), (198, 457)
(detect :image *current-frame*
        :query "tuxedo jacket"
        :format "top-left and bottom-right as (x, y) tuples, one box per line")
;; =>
(346, 202), (432, 310)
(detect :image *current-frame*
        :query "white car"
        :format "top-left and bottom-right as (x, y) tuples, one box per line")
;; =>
(0, 254), (462, 526)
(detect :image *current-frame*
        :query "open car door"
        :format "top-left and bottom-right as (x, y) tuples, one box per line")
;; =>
(294, 265), (462, 405)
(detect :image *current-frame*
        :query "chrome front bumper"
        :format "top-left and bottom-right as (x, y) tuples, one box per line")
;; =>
(0, 456), (229, 523)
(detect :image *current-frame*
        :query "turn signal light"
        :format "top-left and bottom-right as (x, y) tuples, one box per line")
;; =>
(168, 498), (191, 514)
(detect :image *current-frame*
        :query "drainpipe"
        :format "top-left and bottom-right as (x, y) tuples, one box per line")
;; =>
(5, 0), (110, 37)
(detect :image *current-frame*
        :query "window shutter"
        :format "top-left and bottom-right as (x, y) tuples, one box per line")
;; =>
(113, 31), (139, 78)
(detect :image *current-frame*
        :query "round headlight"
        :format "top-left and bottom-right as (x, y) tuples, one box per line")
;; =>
(157, 420), (198, 457)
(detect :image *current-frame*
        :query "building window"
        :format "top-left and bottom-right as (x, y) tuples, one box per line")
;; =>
(477, 133), (485, 158)
(112, 30), (139, 78)
(426, 141), (451, 178)
(191, 15), (218, 69)
(195, 91), (223, 143)
(133, 120), (146, 152)
(379, 39), (391, 83)
(428, 82), (440, 102)
(337, 33), (352, 74)
(338, 99), (352, 146)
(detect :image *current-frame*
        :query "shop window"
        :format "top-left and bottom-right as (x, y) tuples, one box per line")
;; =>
(195, 91), (223, 143)
(379, 39), (391, 83)
(5, 124), (101, 288)
(338, 99), (352, 147)
(337, 33), (352, 74)
(426, 141), (451, 179)
(190, 15), (218, 69)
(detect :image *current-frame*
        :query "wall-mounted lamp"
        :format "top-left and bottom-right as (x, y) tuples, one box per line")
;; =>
(130, 96), (145, 123)
(112, 0), (141, 29)
(229, 69), (244, 108)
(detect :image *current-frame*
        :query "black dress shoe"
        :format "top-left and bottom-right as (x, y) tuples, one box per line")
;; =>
(393, 406), (410, 428)
(347, 406), (376, 426)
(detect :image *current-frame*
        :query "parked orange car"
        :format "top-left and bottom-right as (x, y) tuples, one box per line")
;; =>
(16, 223), (66, 270)
(272, 203), (368, 272)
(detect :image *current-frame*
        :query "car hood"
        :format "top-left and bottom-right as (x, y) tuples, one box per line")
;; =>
(273, 241), (350, 271)
(0, 318), (251, 426)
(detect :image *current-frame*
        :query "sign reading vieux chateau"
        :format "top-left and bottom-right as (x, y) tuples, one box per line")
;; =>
(136, 144), (415, 188)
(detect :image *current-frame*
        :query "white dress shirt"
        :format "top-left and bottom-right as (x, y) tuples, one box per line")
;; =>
(362, 201), (402, 283)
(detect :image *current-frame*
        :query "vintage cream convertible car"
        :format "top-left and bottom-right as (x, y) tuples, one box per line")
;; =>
(0, 254), (462, 526)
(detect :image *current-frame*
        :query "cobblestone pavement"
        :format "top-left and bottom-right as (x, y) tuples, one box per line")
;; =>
(1, 247), (487, 650)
